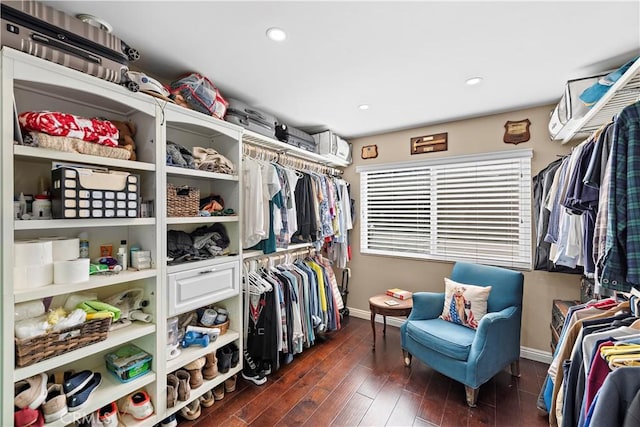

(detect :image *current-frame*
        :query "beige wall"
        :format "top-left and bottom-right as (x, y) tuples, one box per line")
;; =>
(344, 104), (582, 353)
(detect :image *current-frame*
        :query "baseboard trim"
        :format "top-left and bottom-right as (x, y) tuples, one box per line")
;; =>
(347, 306), (554, 364)
(520, 346), (553, 364)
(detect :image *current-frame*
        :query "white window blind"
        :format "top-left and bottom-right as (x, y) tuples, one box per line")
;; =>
(358, 149), (533, 269)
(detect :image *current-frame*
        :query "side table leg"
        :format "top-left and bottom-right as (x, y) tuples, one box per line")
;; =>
(370, 307), (376, 351)
(383, 315), (387, 336)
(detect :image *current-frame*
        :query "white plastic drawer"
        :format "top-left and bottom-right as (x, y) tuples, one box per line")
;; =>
(168, 261), (239, 316)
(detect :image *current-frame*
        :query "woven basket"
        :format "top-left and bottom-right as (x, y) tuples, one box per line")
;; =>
(167, 184), (200, 217)
(199, 319), (229, 335)
(15, 317), (112, 367)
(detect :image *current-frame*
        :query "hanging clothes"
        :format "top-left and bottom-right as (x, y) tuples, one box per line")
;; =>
(242, 253), (344, 375)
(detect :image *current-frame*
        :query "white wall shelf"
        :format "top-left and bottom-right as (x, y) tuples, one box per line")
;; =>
(14, 145), (156, 171)
(163, 365), (242, 419)
(166, 165), (238, 181)
(242, 129), (350, 168)
(14, 269), (158, 303)
(166, 255), (240, 274)
(47, 369), (157, 427)
(166, 330), (240, 373)
(166, 215), (238, 225)
(14, 218), (156, 230)
(559, 57), (640, 143)
(14, 323), (156, 382)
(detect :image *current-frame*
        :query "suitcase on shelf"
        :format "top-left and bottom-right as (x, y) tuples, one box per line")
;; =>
(275, 123), (318, 153)
(1, 0), (139, 84)
(224, 98), (278, 139)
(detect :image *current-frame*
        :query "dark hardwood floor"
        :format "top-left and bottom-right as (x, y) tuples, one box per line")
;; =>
(180, 316), (549, 427)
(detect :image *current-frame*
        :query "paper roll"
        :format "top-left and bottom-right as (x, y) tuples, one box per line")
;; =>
(54, 258), (90, 284)
(15, 300), (46, 322)
(14, 240), (53, 267)
(14, 264), (53, 289)
(42, 238), (80, 261)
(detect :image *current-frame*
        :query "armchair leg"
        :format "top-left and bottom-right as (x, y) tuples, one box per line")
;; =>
(402, 350), (412, 367)
(510, 360), (520, 377)
(465, 386), (479, 407)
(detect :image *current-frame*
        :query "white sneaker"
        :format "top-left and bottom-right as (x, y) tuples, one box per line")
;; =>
(118, 390), (153, 420)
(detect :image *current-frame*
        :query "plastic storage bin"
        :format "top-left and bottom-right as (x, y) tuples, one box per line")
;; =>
(105, 344), (152, 383)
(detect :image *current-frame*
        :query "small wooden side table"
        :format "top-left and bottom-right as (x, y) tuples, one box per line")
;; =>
(369, 294), (413, 351)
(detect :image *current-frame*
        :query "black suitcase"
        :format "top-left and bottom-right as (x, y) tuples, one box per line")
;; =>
(225, 98), (278, 139)
(275, 123), (318, 153)
(1, 0), (139, 84)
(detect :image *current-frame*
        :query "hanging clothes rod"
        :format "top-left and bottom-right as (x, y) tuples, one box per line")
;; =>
(242, 243), (316, 262)
(242, 141), (343, 176)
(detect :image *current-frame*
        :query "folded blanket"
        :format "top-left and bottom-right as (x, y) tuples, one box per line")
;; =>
(31, 132), (132, 160)
(19, 111), (119, 147)
(192, 146), (235, 174)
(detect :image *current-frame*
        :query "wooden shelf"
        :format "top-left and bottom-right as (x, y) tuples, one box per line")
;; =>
(166, 255), (240, 274)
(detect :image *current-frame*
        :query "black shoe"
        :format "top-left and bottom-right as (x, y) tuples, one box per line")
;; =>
(241, 366), (267, 386)
(217, 346), (232, 374)
(229, 343), (239, 368)
(242, 350), (267, 386)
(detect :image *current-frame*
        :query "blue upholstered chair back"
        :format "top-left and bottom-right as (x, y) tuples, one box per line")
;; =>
(450, 262), (523, 313)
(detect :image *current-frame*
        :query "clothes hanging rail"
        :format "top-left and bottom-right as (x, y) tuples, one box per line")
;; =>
(242, 141), (343, 176)
(242, 242), (315, 262)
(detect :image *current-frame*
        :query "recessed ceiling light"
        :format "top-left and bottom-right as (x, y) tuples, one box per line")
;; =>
(266, 27), (287, 42)
(76, 13), (113, 33)
(465, 77), (483, 86)
(358, 104), (370, 110)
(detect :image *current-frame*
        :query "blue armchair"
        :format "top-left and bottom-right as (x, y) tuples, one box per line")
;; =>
(400, 262), (524, 406)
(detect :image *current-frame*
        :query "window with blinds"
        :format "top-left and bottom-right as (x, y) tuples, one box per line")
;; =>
(358, 149), (533, 269)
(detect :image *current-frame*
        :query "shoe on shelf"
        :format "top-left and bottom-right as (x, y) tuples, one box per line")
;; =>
(42, 383), (68, 423)
(199, 390), (215, 408)
(213, 383), (225, 401)
(67, 373), (102, 412)
(203, 352), (219, 380)
(161, 414), (178, 427)
(225, 375), (237, 393)
(118, 389), (154, 420)
(97, 401), (119, 426)
(180, 399), (201, 421)
(166, 374), (178, 408)
(229, 343), (240, 368)
(184, 356), (206, 371)
(63, 370), (94, 396)
(48, 370), (75, 386)
(217, 346), (232, 374)
(175, 370), (191, 401)
(185, 357), (206, 389)
(14, 407), (40, 427)
(14, 372), (48, 409)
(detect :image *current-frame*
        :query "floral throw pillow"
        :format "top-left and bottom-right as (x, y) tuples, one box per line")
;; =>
(440, 277), (492, 330)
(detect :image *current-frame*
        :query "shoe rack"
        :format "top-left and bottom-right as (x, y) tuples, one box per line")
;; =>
(1, 48), (243, 426)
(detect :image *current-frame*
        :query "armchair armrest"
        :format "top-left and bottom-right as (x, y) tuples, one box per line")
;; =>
(467, 306), (521, 383)
(407, 292), (445, 320)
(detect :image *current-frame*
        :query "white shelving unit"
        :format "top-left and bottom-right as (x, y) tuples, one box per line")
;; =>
(1, 48), (244, 426)
(559, 57), (640, 143)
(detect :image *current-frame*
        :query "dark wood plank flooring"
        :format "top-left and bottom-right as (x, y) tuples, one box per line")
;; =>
(180, 317), (548, 427)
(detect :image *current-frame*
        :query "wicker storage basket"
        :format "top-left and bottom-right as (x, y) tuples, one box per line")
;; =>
(167, 184), (200, 217)
(15, 317), (112, 367)
(198, 319), (229, 335)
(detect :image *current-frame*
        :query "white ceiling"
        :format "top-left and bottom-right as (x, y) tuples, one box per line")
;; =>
(42, 1), (640, 139)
